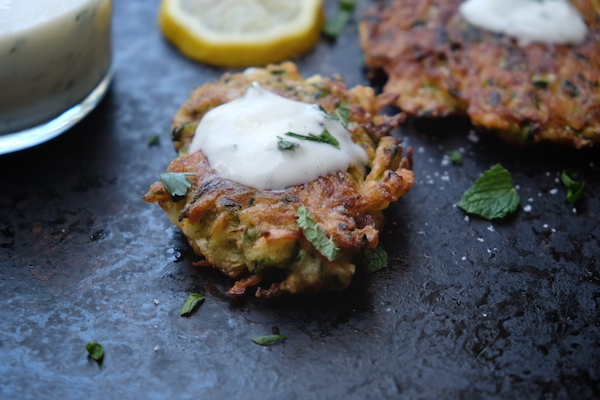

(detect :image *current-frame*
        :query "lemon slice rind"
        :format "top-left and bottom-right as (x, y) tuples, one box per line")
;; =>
(159, 0), (324, 68)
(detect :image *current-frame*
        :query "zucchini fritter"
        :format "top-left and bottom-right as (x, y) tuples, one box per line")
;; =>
(360, 0), (600, 148)
(143, 62), (414, 298)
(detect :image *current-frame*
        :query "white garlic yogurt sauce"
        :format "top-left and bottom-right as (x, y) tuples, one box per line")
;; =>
(189, 83), (368, 190)
(459, 0), (588, 45)
(0, 0), (112, 135)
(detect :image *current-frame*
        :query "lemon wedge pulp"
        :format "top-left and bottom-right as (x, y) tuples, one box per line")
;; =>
(159, 0), (324, 68)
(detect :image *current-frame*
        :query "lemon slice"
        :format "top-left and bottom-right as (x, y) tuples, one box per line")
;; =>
(159, 0), (324, 68)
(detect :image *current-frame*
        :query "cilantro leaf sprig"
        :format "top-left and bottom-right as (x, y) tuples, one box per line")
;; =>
(561, 169), (585, 204)
(285, 130), (340, 149)
(296, 206), (341, 261)
(458, 164), (520, 220)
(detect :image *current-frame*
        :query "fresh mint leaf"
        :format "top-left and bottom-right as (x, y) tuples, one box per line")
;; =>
(277, 136), (298, 151)
(296, 206), (341, 261)
(85, 341), (104, 363)
(285, 130), (340, 149)
(446, 150), (463, 165)
(356, 245), (388, 274)
(458, 164), (520, 220)
(147, 134), (160, 146)
(330, 103), (350, 127)
(561, 169), (585, 204)
(252, 334), (287, 346)
(159, 172), (194, 199)
(322, 0), (355, 38)
(179, 293), (205, 316)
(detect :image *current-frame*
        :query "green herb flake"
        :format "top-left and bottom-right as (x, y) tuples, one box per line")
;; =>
(148, 134), (160, 146)
(446, 150), (463, 165)
(277, 136), (298, 151)
(356, 245), (389, 274)
(285, 130), (340, 149)
(85, 341), (104, 363)
(296, 206), (341, 261)
(179, 293), (205, 316)
(322, 0), (355, 38)
(159, 172), (194, 198)
(252, 334), (287, 346)
(330, 103), (350, 127)
(458, 164), (520, 220)
(561, 169), (585, 204)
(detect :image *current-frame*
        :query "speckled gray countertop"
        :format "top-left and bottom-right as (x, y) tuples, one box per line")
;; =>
(1, 1), (599, 399)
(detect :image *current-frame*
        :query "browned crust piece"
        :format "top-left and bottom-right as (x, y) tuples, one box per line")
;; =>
(360, 0), (600, 148)
(143, 62), (414, 298)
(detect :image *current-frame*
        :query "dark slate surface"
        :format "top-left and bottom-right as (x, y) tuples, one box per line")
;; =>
(1, 1), (599, 399)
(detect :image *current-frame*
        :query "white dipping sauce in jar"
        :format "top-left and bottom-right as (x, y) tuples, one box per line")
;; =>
(0, 0), (112, 152)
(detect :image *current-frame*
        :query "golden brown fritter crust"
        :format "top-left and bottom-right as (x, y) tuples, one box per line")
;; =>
(143, 62), (414, 298)
(360, 0), (600, 148)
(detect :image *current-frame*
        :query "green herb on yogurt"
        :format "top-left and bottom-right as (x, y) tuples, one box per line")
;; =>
(277, 136), (298, 151)
(85, 341), (104, 364)
(296, 206), (341, 261)
(285, 129), (340, 149)
(458, 164), (520, 220)
(330, 103), (350, 127)
(446, 150), (463, 165)
(561, 169), (585, 203)
(252, 334), (287, 346)
(159, 172), (194, 199)
(322, 0), (356, 39)
(179, 293), (205, 316)
(356, 245), (389, 274)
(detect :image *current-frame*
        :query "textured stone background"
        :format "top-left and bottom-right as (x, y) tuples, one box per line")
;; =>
(1, 1), (599, 398)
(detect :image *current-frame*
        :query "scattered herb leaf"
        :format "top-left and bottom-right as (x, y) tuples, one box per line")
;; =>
(322, 0), (355, 38)
(458, 164), (520, 220)
(296, 206), (341, 261)
(147, 134), (160, 146)
(330, 103), (350, 127)
(159, 172), (194, 199)
(285, 130), (340, 149)
(561, 169), (585, 204)
(252, 334), (287, 346)
(277, 136), (298, 151)
(356, 245), (388, 274)
(85, 341), (104, 363)
(446, 150), (463, 165)
(179, 293), (205, 316)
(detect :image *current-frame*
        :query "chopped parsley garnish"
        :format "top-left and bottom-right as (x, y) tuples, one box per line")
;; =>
(296, 206), (341, 261)
(179, 293), (205, 316)
(458, 164), (520, 220)
(330, 103), (350, 127)
(159, 172), (194, 199)
(322, 0), (355, 39)
(252, 334), (287, 346)
(446, 150), (463, 165)
(356, 245), (388, 274)
(85, 341), (104, 364)
(277, 136), (298, 151)
(285, 130), (340, 149)
(561, 169), (585, 204)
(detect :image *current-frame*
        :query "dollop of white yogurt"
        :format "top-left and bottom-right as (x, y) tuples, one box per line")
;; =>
(189, 83), (368, 190)
(459, 0), (588, 45)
